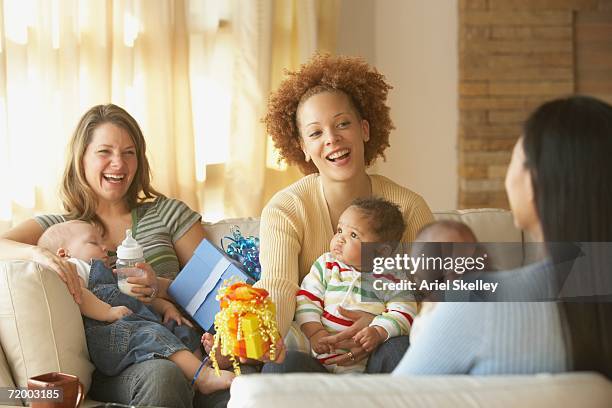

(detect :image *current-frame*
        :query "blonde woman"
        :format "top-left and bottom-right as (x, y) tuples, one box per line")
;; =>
(0, 104), (209, 407)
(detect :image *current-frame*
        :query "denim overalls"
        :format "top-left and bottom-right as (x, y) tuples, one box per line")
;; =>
(83, 260), (201, 376)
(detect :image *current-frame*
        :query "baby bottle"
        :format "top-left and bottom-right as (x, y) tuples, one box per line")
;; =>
(116, 229), (145, 297)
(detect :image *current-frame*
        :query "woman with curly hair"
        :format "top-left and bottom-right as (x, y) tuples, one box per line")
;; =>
(256, 54), (434, 373)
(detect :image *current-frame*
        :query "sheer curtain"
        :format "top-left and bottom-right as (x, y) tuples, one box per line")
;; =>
(0, 0), (337, 232)
(224, 0), (339, 218)
(0, 0), (198, 230)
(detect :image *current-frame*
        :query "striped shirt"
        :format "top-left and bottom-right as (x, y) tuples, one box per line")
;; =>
(257, 173), (434, 336)
(35, 197), (201, 279)
(296, 252), (417, 372)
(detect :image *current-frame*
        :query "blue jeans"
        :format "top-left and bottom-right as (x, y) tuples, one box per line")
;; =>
(84, 260), (201, 376)
(89, 359), (254, 408)
(89, 359), (194, 408)
(262, 336), (411, 374)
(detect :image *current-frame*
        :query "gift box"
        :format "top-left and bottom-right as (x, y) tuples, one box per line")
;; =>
(210, 282), (279, 375)
(225, 312), (270, 359)
(168, 239), (255, 332)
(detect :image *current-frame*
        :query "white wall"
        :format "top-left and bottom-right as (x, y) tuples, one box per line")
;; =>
(338, 0), (458, 211)
(336, 0), (375, 64)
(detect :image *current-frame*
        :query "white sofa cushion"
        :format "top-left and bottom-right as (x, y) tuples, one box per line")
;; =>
(229, 372), (612, 408)
(0, 261), (93, 394)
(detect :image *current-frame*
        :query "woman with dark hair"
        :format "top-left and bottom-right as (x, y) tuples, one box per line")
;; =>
(521, 96), (612, 242)
(520, 96), (612, 378)
(393, 95), (612, 376)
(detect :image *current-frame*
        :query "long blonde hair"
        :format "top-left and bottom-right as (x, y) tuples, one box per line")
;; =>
(60, 104), (163, 234)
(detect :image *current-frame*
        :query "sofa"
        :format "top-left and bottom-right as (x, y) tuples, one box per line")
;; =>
(1, 209), (611, 408)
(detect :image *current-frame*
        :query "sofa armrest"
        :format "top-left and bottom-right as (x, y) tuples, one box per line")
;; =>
(0, 261), (93, 393)
(0, 344), (21, 406)
(229, 372), (612, 408)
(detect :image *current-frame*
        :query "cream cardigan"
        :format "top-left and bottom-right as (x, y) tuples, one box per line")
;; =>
(256, 173), (434, 336)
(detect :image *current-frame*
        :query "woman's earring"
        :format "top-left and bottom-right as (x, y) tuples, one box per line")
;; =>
(304, 152), (311, 162)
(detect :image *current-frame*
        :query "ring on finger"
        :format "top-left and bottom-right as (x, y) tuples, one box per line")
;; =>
(347, 351), (355, 361)
(150, 287), (158, 299)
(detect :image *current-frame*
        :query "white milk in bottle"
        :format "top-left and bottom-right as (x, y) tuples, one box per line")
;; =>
(116, 229), (145, 297)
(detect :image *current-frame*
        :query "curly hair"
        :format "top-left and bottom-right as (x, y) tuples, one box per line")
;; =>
(351, 197), (406, 242)
(264, 53), (395, 174)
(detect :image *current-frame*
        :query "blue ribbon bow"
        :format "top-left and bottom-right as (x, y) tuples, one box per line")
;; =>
(221, 226), (261, 281)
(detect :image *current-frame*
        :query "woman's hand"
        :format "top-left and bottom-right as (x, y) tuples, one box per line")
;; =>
(202, 333), (233, 370)
(125, 262), (159, 303)
(318, 307), (376, 366)
(324, 344), (370, 366)
(202, 333), (286, 367)
(31, 246), (82, 304)
(319, 307), (375, 349)
(265, 337), (287, 364)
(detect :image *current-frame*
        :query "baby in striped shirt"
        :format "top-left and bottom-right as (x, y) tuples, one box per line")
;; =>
(296, 197), (416, 373)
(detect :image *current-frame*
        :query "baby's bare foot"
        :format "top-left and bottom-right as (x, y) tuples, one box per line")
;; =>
(106, 306), (132, 322)
(201, 332), (214, 354)
(195, 366), (235, 394)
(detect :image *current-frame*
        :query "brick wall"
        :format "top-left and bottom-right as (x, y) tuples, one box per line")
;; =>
(458, 0), (612, 209)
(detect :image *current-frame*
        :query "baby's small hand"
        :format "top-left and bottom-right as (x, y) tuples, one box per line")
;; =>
(353, 326), (386, 353)
(106, 306), (132, 322)
(163, 306), (194, 327)
(310, 330), (332, 354)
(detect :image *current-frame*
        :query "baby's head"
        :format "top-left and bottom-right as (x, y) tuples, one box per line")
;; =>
(415, 220), (477, 243)
(330, 197), (406, 270)
(413, 220), (479, 269)
(38, 220), (108, 263)
(412, 221), (481, 300)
